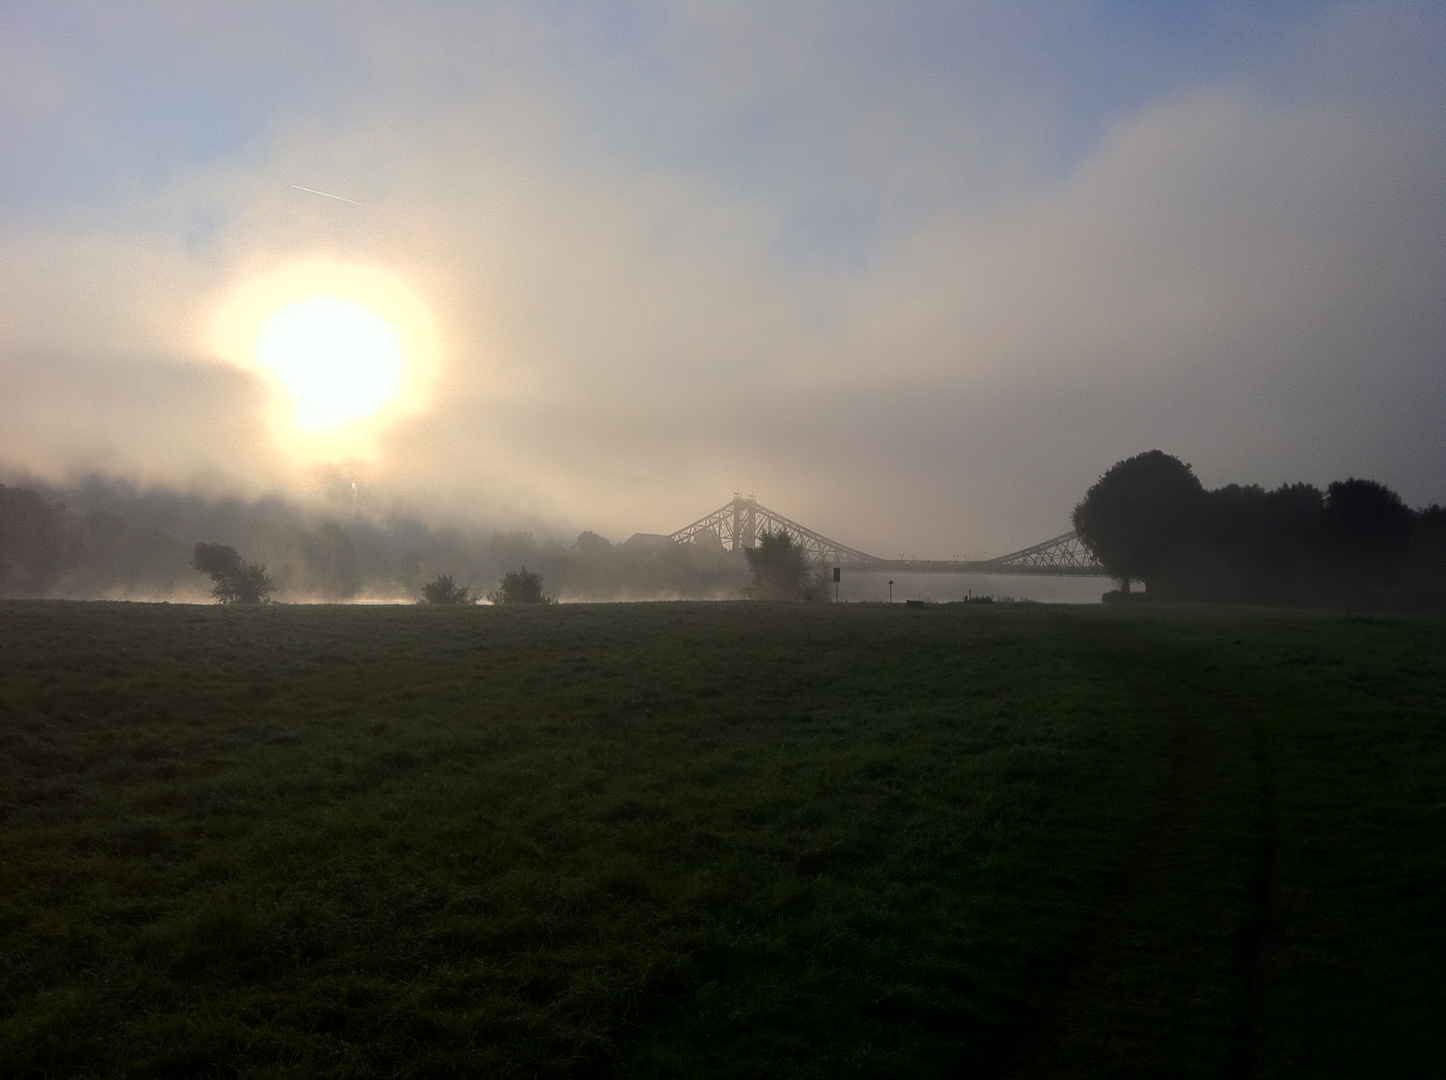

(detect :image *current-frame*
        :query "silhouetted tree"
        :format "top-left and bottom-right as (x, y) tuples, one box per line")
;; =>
(1407, 505), (1446, 608)
(1196, 482), (1324, 603)
(1318, 478), (1415, 600)
(420, 573), (475, 604)
(487, 568), (552, 605)
(745, 530), (812, 600)
(1071, 452), (1446, 610)
(192, 542), (273, 604)
(1072, 450), (1206, 593)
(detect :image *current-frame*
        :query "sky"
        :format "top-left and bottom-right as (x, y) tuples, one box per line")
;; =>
(1, 0), (1443, 559)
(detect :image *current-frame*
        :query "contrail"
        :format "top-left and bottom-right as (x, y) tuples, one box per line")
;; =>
(292, 185), (369, 207)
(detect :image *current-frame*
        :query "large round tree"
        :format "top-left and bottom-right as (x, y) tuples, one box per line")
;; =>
(1072, 451), (1206, 592)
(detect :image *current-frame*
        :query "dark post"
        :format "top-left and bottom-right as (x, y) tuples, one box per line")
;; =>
(833, 566), (840, 602)
(888, 579), (894, 603)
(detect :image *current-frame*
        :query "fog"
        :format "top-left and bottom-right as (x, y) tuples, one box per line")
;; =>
(2, 474), (1116, 603)
(2, 3), (1443, 559)
(0, 476), (757, 603)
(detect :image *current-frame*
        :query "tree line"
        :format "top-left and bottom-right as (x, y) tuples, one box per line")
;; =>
(1073, 450), (1446, 611)
(0, 477), (832, 605)
(0, 479), (747, 602)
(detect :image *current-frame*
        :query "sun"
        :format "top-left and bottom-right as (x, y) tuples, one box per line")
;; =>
(210, 258), (443, 458)
(256, 296), (405, 430)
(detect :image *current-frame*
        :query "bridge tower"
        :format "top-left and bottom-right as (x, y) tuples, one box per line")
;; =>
(732, 493), (757, 551)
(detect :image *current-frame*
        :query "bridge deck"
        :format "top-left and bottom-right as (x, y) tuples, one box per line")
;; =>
(831, 559), (1112, 577)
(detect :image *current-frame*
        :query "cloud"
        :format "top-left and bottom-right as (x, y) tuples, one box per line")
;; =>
(0, 347), (274, 487)
(0, 2), (1442, 557)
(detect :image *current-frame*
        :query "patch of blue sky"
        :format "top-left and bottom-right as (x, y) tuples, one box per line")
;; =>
(0, 3), (359, 220)
(522, 1), (1354, 269)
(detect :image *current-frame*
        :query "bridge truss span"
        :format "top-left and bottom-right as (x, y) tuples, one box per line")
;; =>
(974, 531), (1105, 575)
(670, 494), (878, 568)
(667, 495), (1110, 577)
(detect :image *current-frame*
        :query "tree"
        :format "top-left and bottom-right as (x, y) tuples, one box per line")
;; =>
(487, 567), (552, 605)
(191, 542), (273, 604)
(0, 484), (73, 596)
(420, 573), (475, 604)
(744, 529), (811, 600)
(1196, 482), (1324, 603)
(1407, 504), (1446, 607)
(1072, 450), (1206, 593)
(574, 530), (613, 556)
(1318, 478), (1415, 598)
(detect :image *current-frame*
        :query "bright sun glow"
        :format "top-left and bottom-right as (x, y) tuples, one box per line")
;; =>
(210, 258), (443, 461)
(256, 296), (405, 430)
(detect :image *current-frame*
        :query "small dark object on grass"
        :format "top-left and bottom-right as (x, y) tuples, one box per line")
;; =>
(192, 542), (273, 604)
(487, 567), (554, 605)
(419, 574), (476, 604)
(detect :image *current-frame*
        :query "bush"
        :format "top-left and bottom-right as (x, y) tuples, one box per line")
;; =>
(487, 568), (553, 605)
(419, 574), (476, 604)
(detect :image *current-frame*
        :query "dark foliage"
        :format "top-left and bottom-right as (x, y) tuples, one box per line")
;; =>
(487, 567), (552, 605)
(1072, 450), (1206, 590)
(419, 573), (475, 604)
(1075, 453), (1446, 609)
(191, 542), (274, 604)
(744, 529), (812, 599)
(1318, 479), (1415, 597)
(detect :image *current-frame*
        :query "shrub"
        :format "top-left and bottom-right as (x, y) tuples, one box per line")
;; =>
(420, 574), (476, 604)
(487, 568), (553, 605)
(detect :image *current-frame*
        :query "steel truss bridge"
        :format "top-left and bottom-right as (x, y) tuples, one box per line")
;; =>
(668, 494), (1109, 577)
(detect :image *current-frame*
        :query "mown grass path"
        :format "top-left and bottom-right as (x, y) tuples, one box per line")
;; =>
(1, 601), (1442, 1077)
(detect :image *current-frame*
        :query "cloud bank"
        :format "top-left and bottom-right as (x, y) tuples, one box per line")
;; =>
(1, 1), (1442, 557)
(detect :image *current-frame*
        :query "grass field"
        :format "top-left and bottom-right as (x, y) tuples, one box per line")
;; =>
(1, 600), (1443, 1078)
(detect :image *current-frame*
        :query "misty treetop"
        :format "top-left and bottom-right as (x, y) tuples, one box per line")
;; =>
(1073, 451), (1446, 610)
